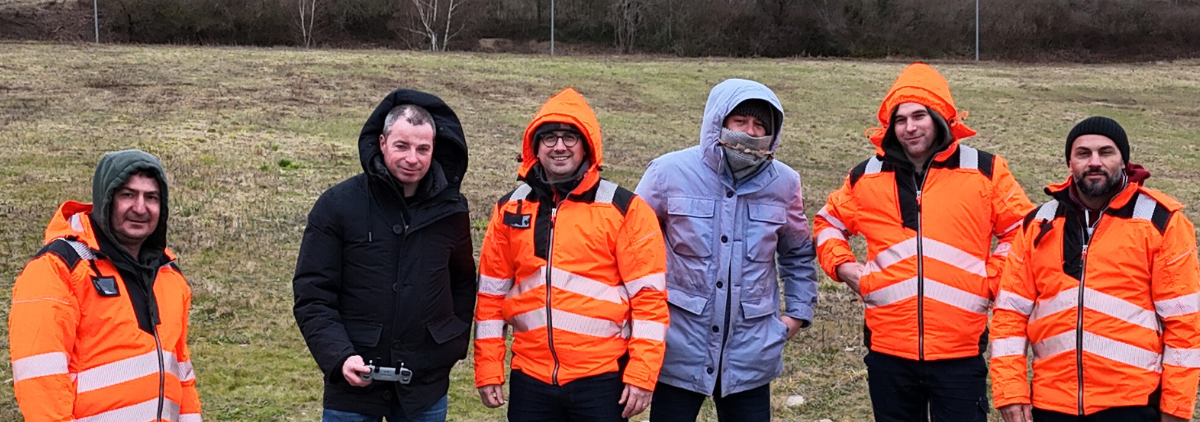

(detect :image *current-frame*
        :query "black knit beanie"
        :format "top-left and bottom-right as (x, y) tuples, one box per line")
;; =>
(1066, 116), (1128, 164)
(727, 100), (775, 136)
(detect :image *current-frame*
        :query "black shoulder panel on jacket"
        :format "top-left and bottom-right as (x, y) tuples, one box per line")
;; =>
(611, 186), (634, 216)
(1151, 206), (1172, 234)
(849, 159), (871, 187)
(1022, 207), (1039, 230)
(978, 150), (995, 179)
(1108, 193), (1174, 235)
(168, 261), (182, 274)
(34, 239), (82, 272)
(497, 191), (514, 207)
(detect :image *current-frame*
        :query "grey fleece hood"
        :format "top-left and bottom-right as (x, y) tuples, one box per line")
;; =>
(91, 149), (170, 257)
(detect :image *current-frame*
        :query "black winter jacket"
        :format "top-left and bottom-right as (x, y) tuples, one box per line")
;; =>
(293, 89), (476, 417)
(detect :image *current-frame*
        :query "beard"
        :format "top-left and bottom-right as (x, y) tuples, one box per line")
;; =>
(1073, 168), (1123, 198)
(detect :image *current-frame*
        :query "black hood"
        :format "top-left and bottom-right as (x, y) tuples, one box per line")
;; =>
(90, 149), (169, 261)
(880, 106), (953, 169)
(358, 88), (468, 194)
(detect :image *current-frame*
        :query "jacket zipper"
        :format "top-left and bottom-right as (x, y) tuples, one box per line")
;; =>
(545, 205), (562, 385)
(154, 327), (165, 422)
(1076, 212), (1100, 415)
(913, 170), (930, 361)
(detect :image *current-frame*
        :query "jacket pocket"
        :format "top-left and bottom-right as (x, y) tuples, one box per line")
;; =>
(345, 320), (383, 348)
(741, 295), (779, 320)
(666, 287), (709, 316)
(428, 315), (470, 345)
(744, 203), (786, 263)
(666, 197), (716, 258)
(425, 315), (471, 368)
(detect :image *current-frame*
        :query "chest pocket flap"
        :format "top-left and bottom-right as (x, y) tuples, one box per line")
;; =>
(746, 203), (786, 262)
(666, 197), (717, 258)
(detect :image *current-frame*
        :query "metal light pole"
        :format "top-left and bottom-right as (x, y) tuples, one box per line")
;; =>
(974, 0), (979, 61)
(550, 0), (556, 56)
(93, 0), (100, 43)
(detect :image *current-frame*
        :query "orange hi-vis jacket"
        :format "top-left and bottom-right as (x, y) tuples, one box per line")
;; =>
(990, 178), (1200, 419)
(813, 63), (1034, 361)
(473, 88), (669, 391)
(9, 202), (201, 422)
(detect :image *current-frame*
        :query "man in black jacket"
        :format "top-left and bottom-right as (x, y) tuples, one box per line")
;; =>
(293, 88), (476, 422)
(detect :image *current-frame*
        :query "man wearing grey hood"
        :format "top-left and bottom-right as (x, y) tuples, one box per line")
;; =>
(635, 79), (819, 421)
(10, 150), (202, 421)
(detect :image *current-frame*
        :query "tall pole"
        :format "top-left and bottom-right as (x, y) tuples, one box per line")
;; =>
(93, 0), (99, 43)
(974, 0), (979, 61)
(550, 0), (556, 56)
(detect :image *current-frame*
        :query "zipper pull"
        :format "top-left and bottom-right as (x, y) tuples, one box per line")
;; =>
(1081, 243), (1088, 260)
(550, 207), (558, 226)
(916, 189), (922, 206)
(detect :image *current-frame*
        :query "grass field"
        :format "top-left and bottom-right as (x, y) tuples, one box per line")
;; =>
(1, 42), (1199, 421)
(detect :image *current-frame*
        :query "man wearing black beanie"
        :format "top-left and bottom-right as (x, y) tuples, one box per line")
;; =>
(991, 116), (1200, 422)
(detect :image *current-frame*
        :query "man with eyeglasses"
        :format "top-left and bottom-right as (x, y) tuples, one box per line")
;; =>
(474, 87), (669, 421)
(633, 79), (818, 422)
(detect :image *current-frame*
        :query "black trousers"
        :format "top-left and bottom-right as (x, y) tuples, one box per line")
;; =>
(647, 381), (771, 422)
(1031, 405), (1160, 422)
(507, 370), (627, 422)
(864, 350), (989, 422)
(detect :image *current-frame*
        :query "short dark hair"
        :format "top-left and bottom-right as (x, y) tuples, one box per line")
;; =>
(382, 104), (436, 138)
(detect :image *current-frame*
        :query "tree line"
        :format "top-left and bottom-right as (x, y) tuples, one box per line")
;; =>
(96, 0), (1200, 60)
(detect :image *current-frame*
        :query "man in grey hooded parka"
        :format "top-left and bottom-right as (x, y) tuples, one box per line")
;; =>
(634, 79), (818, 421)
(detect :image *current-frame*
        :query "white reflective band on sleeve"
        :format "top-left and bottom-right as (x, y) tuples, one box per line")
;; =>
(865, 157), (884, 175)
(509, 267), (627, 304)
(992, 242), (1012, 257)
(816, 206), (847, 231)
(990, 337), (1028, 358)
(595, 180), (618, 204)
(509, 184), (532, 202)
(1035, 200), (1059, 222)
(510, 308), (624, 338)
(478, 275), (515, 296)
(1000, 220), (1022, 236)
(1131, 194), (1157, 221)
(1163, 346), (1200, 368)
(12, 352), (69, 383)
(1033, 330), (1162, 373)
(630, 320), (667, 342)
(863, 277), (918, 309)
(959, 145), (979, 170)
(995, 291), (1035, 316)
(178, 360), (195, 382)
(1032, 288), (1159, 332)
(624, 273), (666, 294)
(923, 278), (991, 314)
(866, 237), (986, 277)
(76, 398), (180, 422)
(76, 351), (182, 393)
(179, 413), (203, 422)
(475, 320), (507, 340)
(815, 228), (848, 246)
(1156, 293), (1200, 318)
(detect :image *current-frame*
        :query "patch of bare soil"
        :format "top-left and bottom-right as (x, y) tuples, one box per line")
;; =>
(0, 1), (91, 41)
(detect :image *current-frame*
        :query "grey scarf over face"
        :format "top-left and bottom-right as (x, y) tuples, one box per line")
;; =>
(719, 128), (774, 181)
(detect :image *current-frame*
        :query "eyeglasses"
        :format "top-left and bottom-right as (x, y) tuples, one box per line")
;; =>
(538, 132), (583, 148)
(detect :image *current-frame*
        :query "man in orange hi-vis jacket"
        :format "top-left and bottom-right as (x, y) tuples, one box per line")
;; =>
(473, 87), (669, 422)
(991, 116), (1200, 422)
(813, 63), (1034, 421)
(9, 149), (202, 422)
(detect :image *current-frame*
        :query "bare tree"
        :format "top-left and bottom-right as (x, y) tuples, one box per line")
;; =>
(611, 0), (647, 53)
(296, 0), (318, 47)
(406, 0), (467, 51)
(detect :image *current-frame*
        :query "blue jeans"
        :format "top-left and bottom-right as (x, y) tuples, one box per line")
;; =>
(864, 351), (988, 422)
(648, 380), (771, 422)
(322, 395), (448, 422)
(507, 369), (627, 422)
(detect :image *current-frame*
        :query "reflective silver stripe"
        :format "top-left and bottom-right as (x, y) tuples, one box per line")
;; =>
(76, 398), (180, 422)
(1131, 194), (1157, 221)
(624, 273), (666, 294)
(509, 184), (532, 202)
(816, 206), (847, 231)
(864, 157), (884, 175)
(959, 145), (979, 170)
(1000, 220), (1022, 236)
(1163, 346), (1200, 368)
(923, 278), (991, 314)
(178, 360), (195, 382)
(992, 242), (1013, 257)
(995, 291), (1035, 316)
(863, 277), (917, 309)
(866, 237), (986, 277)
(510, 308), (624, 338)
(69, 213), (85, 233)
(1033, 331), (1162, 373)
(990, 337), (1028, 358)
(510, 267), (627, 304)
(815, 228), (847, 246)
(630, 320), (667, 342)
(179, 414), (203, 422)
(595, 180), (618, 204)
(12, 352), (69, 382)
(63, 239), (96, 260)
(475, 320), (507, 340)
(478, 274), (514, 296)
(1035, 200), (1059, 222)
(1030, 288), (1158, 331)
(77, 350), (183, 393)
(1156, 293), (1200, 318)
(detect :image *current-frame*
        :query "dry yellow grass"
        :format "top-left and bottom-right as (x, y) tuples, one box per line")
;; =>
(1, 43), (1198, 421)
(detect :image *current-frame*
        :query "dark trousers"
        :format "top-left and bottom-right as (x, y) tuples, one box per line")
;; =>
(507, 369), (627, 422)
(1032, 405), (1160, 422)
(647, 380), (771, 422)
(864, 350), (988, 422)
